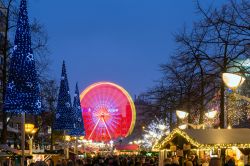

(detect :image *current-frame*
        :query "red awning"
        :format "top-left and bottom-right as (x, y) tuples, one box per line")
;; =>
(115, 144), (139, 151)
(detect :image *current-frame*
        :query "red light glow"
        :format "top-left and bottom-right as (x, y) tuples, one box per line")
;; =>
(80, 82), (136, 142)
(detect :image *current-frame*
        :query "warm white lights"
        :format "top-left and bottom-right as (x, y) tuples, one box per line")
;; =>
(222, 73), (245, 89)
(158, 124), (167, 131)
(65, 135), (71, 141)
(205, 110), (217, 119)
(30, 128), (38, 134)
(25, 123), (38, 134)
(176, 110), (189, 120)
(178, 124), (187, 130)
(25, 123), (35, 133)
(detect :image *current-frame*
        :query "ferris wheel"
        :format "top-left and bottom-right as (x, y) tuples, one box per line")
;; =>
(80, 82), (136, 142)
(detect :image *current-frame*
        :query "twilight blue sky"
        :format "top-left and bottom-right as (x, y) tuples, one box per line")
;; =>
(29, 0), (227, 97)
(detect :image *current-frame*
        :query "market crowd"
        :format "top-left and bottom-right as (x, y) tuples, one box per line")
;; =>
(30, 155), (159, 166)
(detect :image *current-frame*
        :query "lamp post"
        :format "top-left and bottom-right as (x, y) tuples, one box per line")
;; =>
(25, 123), (38, 155)
(64, 135), (71, 159)
(222, 72), (249, 127)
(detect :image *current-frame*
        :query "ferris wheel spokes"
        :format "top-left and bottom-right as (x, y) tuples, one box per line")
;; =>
(102, 117), (112, 140)
(89, 118), (101, 140)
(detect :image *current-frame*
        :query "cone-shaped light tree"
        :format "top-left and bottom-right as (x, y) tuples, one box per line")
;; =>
(4, 0), (41, 114)
(53, 61), (74, 130)
(68, 83), (85, 136)
(3, 1), (41, 165)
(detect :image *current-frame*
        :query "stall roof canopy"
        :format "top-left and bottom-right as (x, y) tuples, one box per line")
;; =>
(185, 128), (250, 144)
(153, 128), (250, 151)
(115, 144), (139, 151)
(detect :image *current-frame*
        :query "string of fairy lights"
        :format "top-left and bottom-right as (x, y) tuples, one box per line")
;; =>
(53, 61), (75, 130)
(4, 0), (41, 114)
(153, 128), (250, 151)
(142, 117), (170, 149)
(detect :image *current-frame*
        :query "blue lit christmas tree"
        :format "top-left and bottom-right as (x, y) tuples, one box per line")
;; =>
(68, 83), (85, 136)
(4, 0), (41, 114)
(53, 61), (74, 130)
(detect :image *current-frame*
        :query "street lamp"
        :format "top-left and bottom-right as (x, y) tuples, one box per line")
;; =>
(64, 135), (71, 159)
(222, 73), (246, 90)
(178, 124), (188, 130)
(205, 110), (218, 119)
(177, 109), (217, 129)
(25, 123), (38, 155)
(176, 110), (189, 120)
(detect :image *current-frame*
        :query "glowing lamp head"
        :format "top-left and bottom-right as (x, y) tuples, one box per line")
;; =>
(30, 128), (38, 134)
(176, 110), (189, 120)
(205, 110), (217, 119)
(178, 124), (187, 130)
(25, 123), (35, 133)
(79, 136), (85, 140)
(65, 135), (71, 141)
(222, 73), (245, 89)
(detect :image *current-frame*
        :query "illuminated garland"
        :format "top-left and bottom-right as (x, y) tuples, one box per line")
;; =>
(153, 128), (200, 151)
(153, 128), (250, 151)
(226, 91), (248, 126)
(4, 0), (41, 114)
(142, 118), (169, 149)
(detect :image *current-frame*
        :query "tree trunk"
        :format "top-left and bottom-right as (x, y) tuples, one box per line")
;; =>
(50, 129), (53, 150)
(219, 81), (225, 128)
(199, 69), (205, 124)
(1, 3), (10, 144)
(170, 110), (173, 131)
(1, 113), (7, 144)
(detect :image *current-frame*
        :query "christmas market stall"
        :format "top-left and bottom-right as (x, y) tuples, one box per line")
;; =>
(114, 144), (140, 155)
(153, 128), (250, 166)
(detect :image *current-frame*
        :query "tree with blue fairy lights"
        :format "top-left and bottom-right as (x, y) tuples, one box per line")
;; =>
(53, 61), (74, 130)
(68, 83), (85, 136)
(4, 0), (41, 114)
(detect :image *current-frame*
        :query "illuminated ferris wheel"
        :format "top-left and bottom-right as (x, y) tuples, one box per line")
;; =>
(80, 82), (136, 142)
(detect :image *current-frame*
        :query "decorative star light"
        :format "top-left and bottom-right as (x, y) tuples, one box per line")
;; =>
(61, 76), (65, 80)
(77, 106), (81, 109)
(4, 0), (41, 115)
(26, 53), (34, 61)
(7, 81), (15, 90)
(26, 82), (33, 88)
(36, 100), (41, 109)
(78, 118), (81, 122)
(13, 45), (18, 50)
(56, 113), (60, 119)
(65, 102), (70, 108)
(67, 91), (70, 94)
